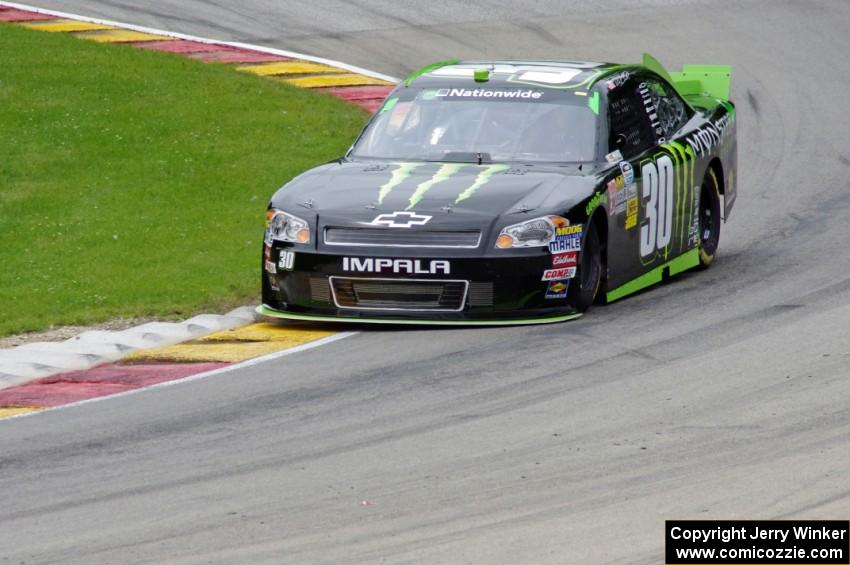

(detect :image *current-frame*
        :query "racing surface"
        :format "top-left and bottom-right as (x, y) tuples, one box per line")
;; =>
(3, 1), (850, 563)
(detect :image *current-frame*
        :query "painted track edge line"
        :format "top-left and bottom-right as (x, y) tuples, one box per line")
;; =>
(0, 331), (358, 423)
(0, 1), (401, 83)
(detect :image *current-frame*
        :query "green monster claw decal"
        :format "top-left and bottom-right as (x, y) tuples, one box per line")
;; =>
(719, 100), (736, 123)
(454, 164), (510, 204)
(378, 163), (421, 205)
(406, 163), (465, 210)
(379, 97), (399, 114)
(669, 140), (695, 252)
(587, 91), (600, 115)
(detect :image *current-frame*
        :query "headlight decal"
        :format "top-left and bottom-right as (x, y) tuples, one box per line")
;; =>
(265, 209), (311, 244)
(495, 215), (566, 249)
(494, 215), (575, 249)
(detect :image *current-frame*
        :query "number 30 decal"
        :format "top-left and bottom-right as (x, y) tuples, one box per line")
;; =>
(640, 155), (674, 258)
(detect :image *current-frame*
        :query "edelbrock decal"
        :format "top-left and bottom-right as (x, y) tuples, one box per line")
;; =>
(343, 257), (450, 275)
(552, 252), (577, 267)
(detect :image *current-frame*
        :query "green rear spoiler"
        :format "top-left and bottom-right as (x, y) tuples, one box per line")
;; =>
(642, 53), (732, 100)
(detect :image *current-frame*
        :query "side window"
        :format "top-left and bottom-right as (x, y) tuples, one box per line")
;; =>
(607, 80), (656, 157)
(640, 79), (688, 142)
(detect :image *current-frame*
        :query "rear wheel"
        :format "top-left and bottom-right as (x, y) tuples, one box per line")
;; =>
(698, 167), (722, 267)
(574, 221), (603, 312)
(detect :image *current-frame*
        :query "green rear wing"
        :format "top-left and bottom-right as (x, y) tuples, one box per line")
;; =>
(642, 53), (732, 100)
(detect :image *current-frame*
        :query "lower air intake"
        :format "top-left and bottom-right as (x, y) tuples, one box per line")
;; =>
(330, 277), (468, 311)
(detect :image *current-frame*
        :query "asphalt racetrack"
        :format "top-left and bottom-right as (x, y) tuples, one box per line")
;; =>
(3, 1), (850, 563)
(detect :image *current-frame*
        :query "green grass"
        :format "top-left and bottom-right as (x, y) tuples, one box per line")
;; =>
(0, 24), (370, 336)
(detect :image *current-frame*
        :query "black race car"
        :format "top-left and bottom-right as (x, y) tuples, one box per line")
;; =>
(258, 54), (737, 325)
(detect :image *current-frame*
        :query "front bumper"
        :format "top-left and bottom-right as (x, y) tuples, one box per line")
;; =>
(260, 244), (582, 325)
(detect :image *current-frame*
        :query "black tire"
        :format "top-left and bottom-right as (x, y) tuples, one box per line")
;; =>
(574, 220), (603, 312)
(698, 167), (722, 268)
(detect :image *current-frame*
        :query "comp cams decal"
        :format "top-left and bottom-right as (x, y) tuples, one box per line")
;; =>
(542, 267), (576, 281)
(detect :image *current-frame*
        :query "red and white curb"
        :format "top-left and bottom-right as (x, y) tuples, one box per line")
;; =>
(0, 307), (258, 388)
(0, 2), (399, 417)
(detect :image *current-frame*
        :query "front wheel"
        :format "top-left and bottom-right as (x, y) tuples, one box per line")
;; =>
(573, 221), (603, 312)
(698, 168), (722, 268)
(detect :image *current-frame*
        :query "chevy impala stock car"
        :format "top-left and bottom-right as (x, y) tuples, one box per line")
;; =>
(257, 55), (737, 325)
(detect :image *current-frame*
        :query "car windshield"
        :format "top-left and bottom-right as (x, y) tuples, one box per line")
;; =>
(350, 86), (598, 164)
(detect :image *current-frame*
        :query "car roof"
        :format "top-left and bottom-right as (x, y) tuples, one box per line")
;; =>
(404, 59), (630, 90)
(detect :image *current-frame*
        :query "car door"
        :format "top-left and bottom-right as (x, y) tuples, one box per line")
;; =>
(603, 73), (692, 289)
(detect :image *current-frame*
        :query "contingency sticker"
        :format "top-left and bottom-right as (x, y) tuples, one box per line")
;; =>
(609, 160), (638, 217)
(608, 175), (627, 216)
(551, 251), (577, 268)
(548, 224), (583, 253)
(605, 149), (623, 163)
(541, 267), (576, 281)
(545, 280), (569, 299)
(625, 198), (638, 230)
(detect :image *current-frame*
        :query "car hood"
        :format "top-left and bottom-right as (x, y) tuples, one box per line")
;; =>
(271, 160), (599, 225)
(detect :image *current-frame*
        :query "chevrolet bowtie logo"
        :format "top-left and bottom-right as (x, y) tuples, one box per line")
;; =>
(369, 211), (432, 228)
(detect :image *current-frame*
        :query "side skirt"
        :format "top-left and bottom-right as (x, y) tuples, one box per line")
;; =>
(605, 248), (700, 303)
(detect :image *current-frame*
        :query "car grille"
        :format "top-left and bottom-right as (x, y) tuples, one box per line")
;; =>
(324, 227), (481, 248)
(330, 277), (468, 311)
(467, 282), (494, 306)
(309, 277), (332, 303)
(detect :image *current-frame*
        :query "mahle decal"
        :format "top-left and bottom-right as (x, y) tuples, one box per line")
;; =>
(549, 224), (583, 253)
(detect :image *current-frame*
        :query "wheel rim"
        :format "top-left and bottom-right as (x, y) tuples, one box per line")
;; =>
(699, 183), (719, 255)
